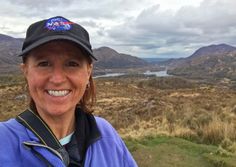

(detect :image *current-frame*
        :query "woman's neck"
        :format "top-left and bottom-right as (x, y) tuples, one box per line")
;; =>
(36, 110), (76, 140)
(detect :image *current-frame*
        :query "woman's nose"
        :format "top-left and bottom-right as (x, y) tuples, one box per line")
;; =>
(49, 66), (67, 84)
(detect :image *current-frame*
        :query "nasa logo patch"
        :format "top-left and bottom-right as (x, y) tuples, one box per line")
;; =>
(45, 17), (73, 31)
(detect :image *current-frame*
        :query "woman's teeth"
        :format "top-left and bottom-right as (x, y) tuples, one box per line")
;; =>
(47, 90), (70, 97)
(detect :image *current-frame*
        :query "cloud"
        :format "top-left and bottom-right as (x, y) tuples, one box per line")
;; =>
(104, 0), (236, 57)
(8, 0), (75, 9)
(1, 0), (236, 58)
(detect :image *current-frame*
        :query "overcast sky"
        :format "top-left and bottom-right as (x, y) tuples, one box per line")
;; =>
(0, 0), (236, 58)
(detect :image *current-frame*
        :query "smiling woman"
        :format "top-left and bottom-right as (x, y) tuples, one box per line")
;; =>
(22, 41), (92, 119)
(21, 41), (93, 139)
(0, 16), (137, 167)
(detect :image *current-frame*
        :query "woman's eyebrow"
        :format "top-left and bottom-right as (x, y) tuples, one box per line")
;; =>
(29, 50), (51, 59)
(32, 55), (48, 61)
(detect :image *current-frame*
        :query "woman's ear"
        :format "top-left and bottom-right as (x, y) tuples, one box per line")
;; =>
(87, 64), (93, 77)
(20, 63), (27, 77)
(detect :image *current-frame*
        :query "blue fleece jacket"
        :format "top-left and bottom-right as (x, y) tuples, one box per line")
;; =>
(0, 117), (137, 167)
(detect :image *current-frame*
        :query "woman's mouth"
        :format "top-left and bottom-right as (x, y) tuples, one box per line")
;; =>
(47, 90), (71, 97)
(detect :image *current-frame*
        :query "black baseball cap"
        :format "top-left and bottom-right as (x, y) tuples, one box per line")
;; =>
(19, 16), (97, 60)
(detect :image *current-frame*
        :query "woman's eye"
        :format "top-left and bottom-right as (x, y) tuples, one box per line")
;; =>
(37, 61), (50, 67)
(67, 61), (80, 67)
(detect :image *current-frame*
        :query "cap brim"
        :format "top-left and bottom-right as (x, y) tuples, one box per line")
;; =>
(18, 35), (97, 61)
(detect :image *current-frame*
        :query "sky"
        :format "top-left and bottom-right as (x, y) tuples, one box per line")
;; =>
(0, 0), (236, 58)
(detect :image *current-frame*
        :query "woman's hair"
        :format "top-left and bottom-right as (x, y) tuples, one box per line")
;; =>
(79, 75), (96, 113)
(24, 50), (96, 114)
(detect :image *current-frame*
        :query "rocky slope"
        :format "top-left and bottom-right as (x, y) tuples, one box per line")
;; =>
(0, 34), (23, 65)
(167, 44), (236, 81)
(0, 34), (23, 74)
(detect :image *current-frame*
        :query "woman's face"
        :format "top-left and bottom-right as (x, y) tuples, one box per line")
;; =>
(21, 41), (92, 117)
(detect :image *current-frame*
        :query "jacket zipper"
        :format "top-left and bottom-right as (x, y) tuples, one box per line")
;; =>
(31, 147), (53, 167)
(23, 141), (65, 166)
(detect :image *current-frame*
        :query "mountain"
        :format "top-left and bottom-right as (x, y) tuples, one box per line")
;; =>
(189, 44), (236, 58)
(0, 34), (148, 74)
(93, 47), (148, 69)
(0, 34), (24, 74)
(167, 44), (236, 81)
(0, 34), (23, 65)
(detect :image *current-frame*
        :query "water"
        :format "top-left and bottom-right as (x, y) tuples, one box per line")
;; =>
(94, 70), (170, 78)
(93, 73), (125, 78)
(143, 70), (170, 77)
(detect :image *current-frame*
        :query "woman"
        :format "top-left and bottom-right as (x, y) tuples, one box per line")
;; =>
(0, 16), (137, 167)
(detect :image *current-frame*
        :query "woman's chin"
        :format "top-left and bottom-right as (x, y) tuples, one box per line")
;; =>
(37, 105), (75, 118)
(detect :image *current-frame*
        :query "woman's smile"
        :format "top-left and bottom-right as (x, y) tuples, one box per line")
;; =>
(47, 90), (71, 97)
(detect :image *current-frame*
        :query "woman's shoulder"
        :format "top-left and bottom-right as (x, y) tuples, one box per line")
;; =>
(94, 116), (118, 137)
(0, 118), (29, 141)
(0, 118), (20, 132)
(94, 116), (112, 128)
(89, 116), (138, 167)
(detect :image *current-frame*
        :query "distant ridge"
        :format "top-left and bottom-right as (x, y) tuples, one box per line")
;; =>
(93, 46), (148, 69)
(0, 34), (148, 74)
(0, 34), (23, 64)
(2, 33), (235, 80)
(0, 34), (15, 41)
(0, 34), (24, 74)
(190, 44), (236, 58)
(166, 44), (236, 80)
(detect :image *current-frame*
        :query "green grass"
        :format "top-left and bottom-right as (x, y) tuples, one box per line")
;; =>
(124, 136), (236, 167)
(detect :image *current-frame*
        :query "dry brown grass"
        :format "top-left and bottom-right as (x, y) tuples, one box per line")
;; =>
(94, 77), (236, 148)
(1, 75), (236, 149)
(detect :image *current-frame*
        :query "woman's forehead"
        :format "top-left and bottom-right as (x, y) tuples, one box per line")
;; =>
(28, 40), (87, 59)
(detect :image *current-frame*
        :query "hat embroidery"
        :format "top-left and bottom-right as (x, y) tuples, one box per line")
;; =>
(45, 17), (73, 31)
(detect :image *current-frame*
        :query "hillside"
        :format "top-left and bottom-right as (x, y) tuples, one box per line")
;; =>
(0, 34), (23, 74)
(166, 44), (236, 81)
(0, 34), (23, 64)
(93, 46), (148, 69)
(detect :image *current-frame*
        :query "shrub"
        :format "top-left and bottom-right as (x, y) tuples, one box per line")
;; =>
(196, 113), (212, 127)
(215, 146), (232, 157)
(137, 77), (196, 90)
(201, 119), (225, 144)
(227, 142), (236, 153)
(182, 114), (199, 130)
(231, 105), (236, 114)
(200, 117), (236, 145)
(220, 138), (233, 150)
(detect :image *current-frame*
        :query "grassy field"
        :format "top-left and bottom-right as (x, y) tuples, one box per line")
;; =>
(125, 136), (236, 167)
(1, 74), (236, 166)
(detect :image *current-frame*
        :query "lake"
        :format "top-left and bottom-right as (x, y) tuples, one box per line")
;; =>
(94, 70), (170, 78)
(143, 70), (170, 77)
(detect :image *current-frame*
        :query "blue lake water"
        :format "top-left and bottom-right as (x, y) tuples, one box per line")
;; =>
(94, 70), (170, 78)
(94, 73), (125, 78)
(143, 70), (170, 77)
